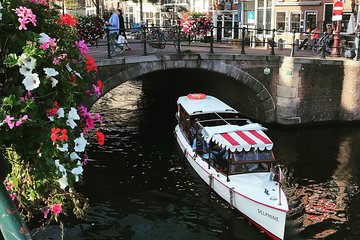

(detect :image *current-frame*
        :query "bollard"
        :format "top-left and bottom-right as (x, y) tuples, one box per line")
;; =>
(270, 28), (275, 55)
(321, 32), (327, 59)
(142, 24), (147, 56)
(177, 18), (181, 54)
(210, 27), (214, 54)
(278, 38), (284, 51)
(241, 27), (246, 54)
(0, 183), (32, 240)
(290, 29), (296, 57)
(294, 39), (299, 51)
(106, 28), (111, 59)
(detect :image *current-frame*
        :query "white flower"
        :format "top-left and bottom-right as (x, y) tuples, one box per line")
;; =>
(74, 133), (87, 152)
(75, 71), (83, 79)
(58, 175), (68, 190)
(66, 119), (77, 129)
(57, 143), (68, 152)
(18, 53), (28, 63)
(22, 73), (40, 91)
(57, 108), (64, 118)
(44, 67), (59, 77)
(54, 160), (66, 175)
(70, 152), (81, 161)
(38, 32), (50, 43)
(68, 108), (80, 120)
(65, 63), (73, 72)
(71, 164), (83, 182)
(19, 65), (32, 76)
(65, 63), (83, 79)
(23, 57), (36, 71)
(67, 108), (80, 129)
(51, 77), (58, 88)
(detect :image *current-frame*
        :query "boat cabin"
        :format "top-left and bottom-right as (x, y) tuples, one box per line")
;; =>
(176, 94), (276, 177)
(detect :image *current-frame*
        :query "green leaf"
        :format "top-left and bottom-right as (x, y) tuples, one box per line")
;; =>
(3, 53), (19, 68)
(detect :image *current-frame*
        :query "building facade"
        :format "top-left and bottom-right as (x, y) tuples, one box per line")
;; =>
(212, 0), (359, 45)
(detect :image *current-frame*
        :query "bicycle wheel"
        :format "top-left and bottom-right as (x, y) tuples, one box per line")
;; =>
(312, 38), (324, 56)
(145, 33), (159, 54)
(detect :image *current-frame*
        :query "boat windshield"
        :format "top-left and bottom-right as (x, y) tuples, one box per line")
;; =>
(228, 149), (274, 175)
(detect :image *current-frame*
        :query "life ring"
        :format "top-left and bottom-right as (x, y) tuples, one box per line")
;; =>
(187, 93), (206, 100)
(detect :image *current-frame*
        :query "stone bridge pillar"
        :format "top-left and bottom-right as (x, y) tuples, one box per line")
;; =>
(276, 57), (301, 124)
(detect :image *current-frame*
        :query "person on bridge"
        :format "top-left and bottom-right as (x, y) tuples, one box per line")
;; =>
(105, 7), (121, 57)
(117, 8), (132, 51)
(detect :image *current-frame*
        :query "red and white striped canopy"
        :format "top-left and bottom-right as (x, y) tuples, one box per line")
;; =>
(202, 123), (273, 152)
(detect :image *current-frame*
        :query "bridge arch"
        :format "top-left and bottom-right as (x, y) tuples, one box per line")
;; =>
(89, 58), (275, 122)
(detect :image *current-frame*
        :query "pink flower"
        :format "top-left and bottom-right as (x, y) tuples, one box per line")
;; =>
(43, 207), (50, 219)
(52, 57), (60, 65)
(13, 6), (37, 30)
(15, 115), (28, 126)
(39, 41), (49, 50)
(3, 115), (15, 129)
(95, 113), (103, 124)
(82, 153), (89, 166)
(75, 40), (88, 56)
(52, 203), (62, 215)
(49, 38), (57, 47)
(9, 193), (16, 201)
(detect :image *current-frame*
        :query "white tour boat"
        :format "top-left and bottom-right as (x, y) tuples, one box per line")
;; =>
(174, 93), (289, 240)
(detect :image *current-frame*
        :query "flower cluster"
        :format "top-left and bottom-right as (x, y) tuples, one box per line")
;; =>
(182, 12), (213, 37)
(76, 14), (105, 46)
(0, 0), (105, 223)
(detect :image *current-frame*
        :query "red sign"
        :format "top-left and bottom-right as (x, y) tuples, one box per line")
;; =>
(333, 1), (344, 16)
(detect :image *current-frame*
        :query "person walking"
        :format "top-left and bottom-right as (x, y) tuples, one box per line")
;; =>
(117, 8), (131, 51)
(106, 7), (121, 56)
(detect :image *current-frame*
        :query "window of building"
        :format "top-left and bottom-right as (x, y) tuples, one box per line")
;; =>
(276, 12), (286, 31)
(305, 11), (317, 31)
(243, 0), (255, 25)
(290, 12), (301, 32)
(257, 0), (272, 34)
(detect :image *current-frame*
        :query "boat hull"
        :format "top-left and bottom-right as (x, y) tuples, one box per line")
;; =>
(175, 125), (287, 240)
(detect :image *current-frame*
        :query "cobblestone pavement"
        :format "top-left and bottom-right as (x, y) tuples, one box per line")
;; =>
(88, 38), (347, 61)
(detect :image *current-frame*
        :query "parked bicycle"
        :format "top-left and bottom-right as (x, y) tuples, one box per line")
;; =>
(312, 33), (345, 57)
(141, 25), (188, 54)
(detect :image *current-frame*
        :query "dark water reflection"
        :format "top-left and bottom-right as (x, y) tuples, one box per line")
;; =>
(73, 80), (360, 240)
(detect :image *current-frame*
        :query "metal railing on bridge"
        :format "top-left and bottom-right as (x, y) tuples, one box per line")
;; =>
(88, 20), (360, 61)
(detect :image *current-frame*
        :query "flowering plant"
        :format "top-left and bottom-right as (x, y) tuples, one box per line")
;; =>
(0, 0), (104, 225)
(76, 14), (105, 46)
(182, 12), (213, 37)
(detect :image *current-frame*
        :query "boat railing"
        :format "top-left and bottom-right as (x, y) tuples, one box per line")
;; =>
(197, 118), (250, 128)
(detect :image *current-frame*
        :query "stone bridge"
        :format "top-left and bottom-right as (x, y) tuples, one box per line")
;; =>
(90, 53), (360, 125)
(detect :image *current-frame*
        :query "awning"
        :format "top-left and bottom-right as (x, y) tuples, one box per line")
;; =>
(202, 123), (273, 152)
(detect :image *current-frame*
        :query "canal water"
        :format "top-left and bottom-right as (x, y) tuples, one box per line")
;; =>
(58, 77), (360, 240)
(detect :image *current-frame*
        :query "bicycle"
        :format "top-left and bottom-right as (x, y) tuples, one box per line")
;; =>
(312, 33), (346, 57)
(312, 34), (332, 56)
(141, 25), (188, 54)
